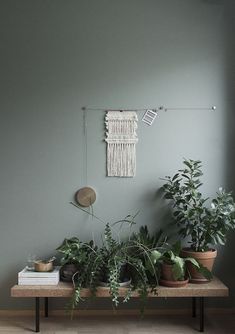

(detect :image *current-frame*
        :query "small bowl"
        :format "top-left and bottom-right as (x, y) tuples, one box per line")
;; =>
(34, 261), (54, 272)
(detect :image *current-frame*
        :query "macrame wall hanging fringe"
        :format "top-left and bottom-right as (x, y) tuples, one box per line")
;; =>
(105, 111), (138, 177)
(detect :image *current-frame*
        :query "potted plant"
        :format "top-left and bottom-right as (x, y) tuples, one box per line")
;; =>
(62, 206), (162, 313)
(129, 225), (167, 284)
(97, 222), (168, 303)
(161, 159), (235, 283)
(130, 225), (167, 249)
(149, 242), (200, 287)
(60, 223), (159, 314)
(56, 238), (96, 282)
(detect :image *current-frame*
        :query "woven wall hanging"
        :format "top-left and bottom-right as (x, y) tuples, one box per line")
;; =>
(105, 111), (138, 177)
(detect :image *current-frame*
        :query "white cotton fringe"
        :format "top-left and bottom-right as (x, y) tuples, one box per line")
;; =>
(105, 111), (138, 177)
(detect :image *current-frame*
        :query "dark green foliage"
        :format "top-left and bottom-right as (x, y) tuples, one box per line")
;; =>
(56, 238), (96, 266)
(130, 225), (166, 249)
(129, 225), (167, 284)
(161, 159), (235, 251)
(57, 213), (166, 314)
(149, 241), (212, 281)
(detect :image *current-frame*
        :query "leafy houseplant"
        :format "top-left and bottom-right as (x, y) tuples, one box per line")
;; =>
(130, 225), (166, 249)
(95, 223), (162, 310)
(58, 207), (162, 314)
(161, 159), (235, 282)
(57, 238), (96, 282)
(151, 242), (200, 287)
(130, 225), (167, 283)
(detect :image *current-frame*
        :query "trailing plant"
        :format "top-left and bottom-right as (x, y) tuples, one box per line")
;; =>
(89, 223), (158, 309)
(161, 159), (235, 252)
(61, 206), (164, 314)
(56, 238), (96, 266)
(56, 237), (98, 313)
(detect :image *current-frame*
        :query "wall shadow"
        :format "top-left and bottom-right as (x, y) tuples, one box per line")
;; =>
(221, 0), (235, 308)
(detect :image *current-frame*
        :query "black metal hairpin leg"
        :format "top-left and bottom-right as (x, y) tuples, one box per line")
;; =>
(44, 297), (48, 318)
(192, 297), (197, 318)
(35, 297), (40, 332)
(199, 297), (204, 332)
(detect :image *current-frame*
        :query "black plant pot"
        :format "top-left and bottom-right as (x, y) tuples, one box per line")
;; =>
(60, 263), (79, 282)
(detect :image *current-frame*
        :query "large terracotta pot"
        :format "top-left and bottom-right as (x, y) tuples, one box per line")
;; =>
(181, 248), (217, 284)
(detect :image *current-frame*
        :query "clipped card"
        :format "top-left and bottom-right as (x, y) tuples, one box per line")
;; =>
(142, 109), (158, 126)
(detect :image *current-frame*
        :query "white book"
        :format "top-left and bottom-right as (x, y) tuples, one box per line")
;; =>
(18, 278), (59, 286)
(19, 277), (59, 283)
(18, 266), (60, 279)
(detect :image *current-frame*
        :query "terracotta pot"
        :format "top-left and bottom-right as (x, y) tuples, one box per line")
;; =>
(181, 248), (217, 284)
(161, 263), (176, 281)
(160, 278), (189, 287)
(160, 263), (189, 288)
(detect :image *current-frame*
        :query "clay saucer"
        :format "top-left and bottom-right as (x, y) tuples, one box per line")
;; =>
(160, 278), (189, 288)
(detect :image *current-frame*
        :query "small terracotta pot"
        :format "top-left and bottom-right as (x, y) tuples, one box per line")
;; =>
(160, 263), (189, 288)
(160, 278), (189, 287)
(161, 263), (176, 281)
(181, 248), (217, 283)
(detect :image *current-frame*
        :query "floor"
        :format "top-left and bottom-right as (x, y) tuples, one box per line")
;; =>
(0, 314), (235, 334)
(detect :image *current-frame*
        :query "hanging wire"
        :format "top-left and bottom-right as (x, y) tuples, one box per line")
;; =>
(82, 106), (216, 112)
(82, 108), (88, 186)
(82, 109), (96, 244)
(82, 105), (216, 127)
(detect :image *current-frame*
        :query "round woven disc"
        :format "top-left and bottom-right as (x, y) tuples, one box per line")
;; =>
(76, 187), (96, 207)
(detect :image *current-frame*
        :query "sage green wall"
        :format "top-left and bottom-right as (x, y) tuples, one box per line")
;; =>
(0, 0), (234, 309)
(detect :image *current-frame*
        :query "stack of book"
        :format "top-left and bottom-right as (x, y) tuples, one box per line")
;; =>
(18, 267), (60, 285)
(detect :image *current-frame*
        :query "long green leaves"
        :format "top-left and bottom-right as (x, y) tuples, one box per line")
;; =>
(57, 218), (167, 314)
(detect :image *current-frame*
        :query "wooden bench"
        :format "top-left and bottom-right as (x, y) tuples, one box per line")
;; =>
(11, 277), (228, 333)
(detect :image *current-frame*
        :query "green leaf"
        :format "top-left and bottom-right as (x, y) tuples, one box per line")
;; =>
(183, 160), (192, 169)
(172, 173), (179, 181)
(198, 265), (213, 280)
(172, 257), (185, 280)
(150, 250), (162, 263)
(184, 257), (200, 268)
(215, 234), (225, 245)
(182, 174), (190, 179)
(171, 241), (181, 256)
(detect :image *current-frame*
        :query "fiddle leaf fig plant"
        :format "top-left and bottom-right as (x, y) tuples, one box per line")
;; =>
(161, 159), (235, 252)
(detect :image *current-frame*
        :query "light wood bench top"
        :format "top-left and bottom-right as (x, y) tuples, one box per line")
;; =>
(11, 277), (228, 298)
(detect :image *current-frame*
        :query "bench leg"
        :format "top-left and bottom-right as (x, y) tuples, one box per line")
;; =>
(35, 297), (40, 332)
(199, 297), (204, 332)
(192, 297), (196, 318)
(44, 297), (48, 318)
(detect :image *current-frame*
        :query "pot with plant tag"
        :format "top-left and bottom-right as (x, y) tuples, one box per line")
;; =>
(161, 159), (235, 283)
